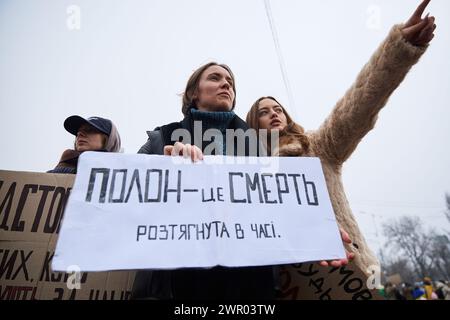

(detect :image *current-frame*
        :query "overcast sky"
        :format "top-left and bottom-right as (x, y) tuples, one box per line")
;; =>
(1, 0), (449, 256)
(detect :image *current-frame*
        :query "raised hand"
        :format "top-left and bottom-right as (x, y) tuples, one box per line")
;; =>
(401, 0), (436, 46)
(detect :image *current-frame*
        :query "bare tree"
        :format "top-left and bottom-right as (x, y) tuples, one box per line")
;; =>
(430, 233), (450, 280)
(383, 216), (434, 279)
(381, 256), (416, 284)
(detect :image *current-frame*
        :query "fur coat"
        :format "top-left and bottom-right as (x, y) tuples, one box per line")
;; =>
(276, 24), (428, 274)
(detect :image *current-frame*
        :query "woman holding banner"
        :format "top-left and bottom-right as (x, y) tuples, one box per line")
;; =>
(245, 0), (435, 274)
(48, 115), (121, 174)
(134, 62), (283, 300)
(134, 67), (352, 300)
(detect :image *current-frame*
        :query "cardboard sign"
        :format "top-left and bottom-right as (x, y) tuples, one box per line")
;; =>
(279, 262), (382, 300)
(0, 170), (135, 300)
(53, 152), (346, 271)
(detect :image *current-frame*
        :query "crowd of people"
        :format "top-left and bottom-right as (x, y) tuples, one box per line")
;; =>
(381, 278), (450, 300)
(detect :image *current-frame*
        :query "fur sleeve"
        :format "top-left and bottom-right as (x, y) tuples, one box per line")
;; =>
(312, 24), (428, 165)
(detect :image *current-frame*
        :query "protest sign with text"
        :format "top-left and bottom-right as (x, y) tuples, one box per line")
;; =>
(0, 170), (135, 300)
(52, 152), (346, 271)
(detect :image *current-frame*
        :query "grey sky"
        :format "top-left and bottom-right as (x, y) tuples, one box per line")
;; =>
(1, 0), (449, 255)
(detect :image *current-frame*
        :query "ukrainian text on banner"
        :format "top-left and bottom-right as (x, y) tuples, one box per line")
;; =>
(0, 170), (135, 300)
(52, 152), (346, 271)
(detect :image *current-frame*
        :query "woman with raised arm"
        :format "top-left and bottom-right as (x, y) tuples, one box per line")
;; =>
(246, 0), (435, 273)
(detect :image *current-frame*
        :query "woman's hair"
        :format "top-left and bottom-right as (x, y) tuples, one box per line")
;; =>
(246, 96), (310, 155)
(182, 62), (237, 116)
(104, 121), (121, 152)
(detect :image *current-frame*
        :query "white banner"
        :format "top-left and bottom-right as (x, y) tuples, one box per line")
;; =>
(52, 152), (345, 271)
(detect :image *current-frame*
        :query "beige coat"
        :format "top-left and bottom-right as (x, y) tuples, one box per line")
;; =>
(276, 24), (428, 274)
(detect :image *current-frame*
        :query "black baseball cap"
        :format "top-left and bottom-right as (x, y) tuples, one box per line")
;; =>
(64, 115), (112, 136)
